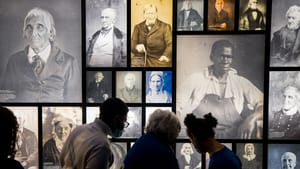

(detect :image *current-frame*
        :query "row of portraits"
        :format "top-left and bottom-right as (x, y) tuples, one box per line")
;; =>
(4, 106), (300, 169)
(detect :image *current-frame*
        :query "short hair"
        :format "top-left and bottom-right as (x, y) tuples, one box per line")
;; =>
(0, 106), (19, 159)
(143, 4), (158, 13)
(23, 7), (56, 42)
(210, 39), (235, 61)
(282, 85), (300, 99)
(52, 114), (74, 129)
(102, 8), (117, 20)
(100, 97), (129, 123)
(286, 5), (300, 19)
(145, 109), (181, 144)
(95, 71), (104, 78)
(184, 113), (218, 140)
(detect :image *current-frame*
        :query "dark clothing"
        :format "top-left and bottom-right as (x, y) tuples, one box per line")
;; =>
(177, 154), (201, 169)
(240, 8), (265, 30)
(87, 27), (127, 67)
(240, 157), (261, 169)
(86, 81), (110, 103)
(1, 159), (24, 169)
(131, 19), (172, 67)
(269, 110), (300, 139)
(43, 138), (60, 166)
(209, 146), (242, 169)
(208, 9), (232, 31)
(177, 9), (203, 31)
(2, 45), (81, 102)
(124, 133), (180, 169)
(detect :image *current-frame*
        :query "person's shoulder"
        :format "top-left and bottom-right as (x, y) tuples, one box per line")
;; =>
(113, 27), (126, 38)
(53, 46), (77, 61)
(157, 19), (171, 26)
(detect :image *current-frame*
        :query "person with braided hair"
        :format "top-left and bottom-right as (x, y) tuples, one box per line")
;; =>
(0, 106), (24, 169)
(184, 113), (241, 169)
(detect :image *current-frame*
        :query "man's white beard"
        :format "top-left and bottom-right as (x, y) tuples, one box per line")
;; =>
(287, 22), (300, 30)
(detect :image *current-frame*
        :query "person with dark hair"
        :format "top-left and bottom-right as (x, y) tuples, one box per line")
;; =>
(124, 109), (181, 169)
(184, 113), (242, 169)
(60, 97), (129, 169)
(0, 106), (24, 169)
(178, 39), (263, 139)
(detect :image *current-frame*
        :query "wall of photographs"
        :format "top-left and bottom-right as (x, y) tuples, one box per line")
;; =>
(0, 0), (299, 168)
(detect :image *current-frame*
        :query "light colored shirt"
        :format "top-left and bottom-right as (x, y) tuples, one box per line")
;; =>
(27, 44), (51, 63)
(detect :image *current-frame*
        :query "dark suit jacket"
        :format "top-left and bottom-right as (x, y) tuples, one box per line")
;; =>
(86, 81), (110, 103)
(2, 45), (81, 102)
(177, 9), (203, 31)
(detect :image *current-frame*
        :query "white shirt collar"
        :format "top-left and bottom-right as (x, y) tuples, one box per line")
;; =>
(27, 44), (51, 63)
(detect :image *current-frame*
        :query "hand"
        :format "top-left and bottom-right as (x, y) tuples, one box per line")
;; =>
(103, 94), (109, 100)
(135, 44), (146, 53)
(158, 55), (170, 62)
(190, 21), (198, 27)
(238, 109), (263, 139)
(220, 23), (227, 29)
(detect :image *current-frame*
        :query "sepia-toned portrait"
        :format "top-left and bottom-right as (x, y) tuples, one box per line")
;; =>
(270, 0), (300, 67)
(177, 0), (204, 31)
(236, 143), (263, 169)
(86, 71), (112, 103)
(239, 0), (266, 31)
(42, 106), (82, 168)
(208, 0), (235, 31)
(146, 71), (172, 103)
(269, 71), (300, 140)
(116, 71), (142, 103)
(130, 0), (173, 67)
(121, 107), (142, 138)
(268, 144), (300, 169)
(176, 143), (202, 169)
(86, 0), (127, 67)
(7, 106), (39, 169)
(176, 35), (265, 139)
(0, 0), (81, 103)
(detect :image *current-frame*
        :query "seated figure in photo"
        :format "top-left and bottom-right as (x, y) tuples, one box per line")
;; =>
(177, 0), (203, 31)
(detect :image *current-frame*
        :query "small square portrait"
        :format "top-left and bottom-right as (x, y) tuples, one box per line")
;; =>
(121, 107), (142, 138)
(268, 144), (300, 169)
(86, 106), (100, 123)
(0, 0), (82, 103)
(208, 0), (235, 31)
(110, 142), (127, 169)
(86, 0), (127, 67)
(269, 1), (300, 67)
(116, 71), (142, 103)
(130, 0), (173, 67)
(7, 106), (39, 169)
(176, 143), (202, 169)
(146, 71), (172, 103)
(86, 71), (112, 103)
(42, 106), (82, 167)
(236, 143), (263, 169)
(238, 0), (266, 31)
(269, 71), (300, 140)
(177, 0), (204, 31)
(145, 107), (172, 126)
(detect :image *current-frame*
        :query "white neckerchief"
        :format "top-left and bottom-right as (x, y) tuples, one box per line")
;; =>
(27, 44), (51, 64)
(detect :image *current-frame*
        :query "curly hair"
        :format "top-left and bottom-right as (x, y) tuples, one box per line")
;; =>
(184, 113), (218, 140)
(0, 106), (19, 159)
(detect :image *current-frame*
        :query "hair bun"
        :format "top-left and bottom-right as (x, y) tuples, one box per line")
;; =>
(204, 112), (218, 128)
(184, 113), (197, 128)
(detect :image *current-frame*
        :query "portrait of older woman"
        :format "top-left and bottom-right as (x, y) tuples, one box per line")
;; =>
(146, 71), (172, 103)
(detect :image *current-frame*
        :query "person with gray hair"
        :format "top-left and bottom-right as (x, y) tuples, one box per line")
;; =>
(270, 5), (300, 65)
(124, 109), (181, 169)
(281, 152), (297, 169)
(239, 0), (266, 30)
(87, 8), (127, 67)
(118, 72), (142, 103)
(269, 85), (300, 139)
(0, 7), (81, 102)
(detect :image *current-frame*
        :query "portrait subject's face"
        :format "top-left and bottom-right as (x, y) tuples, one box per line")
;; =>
(215, 0), (224, 12)
(249, 0), (258, 9)
(213, 47), (233, 72)
(245, 144), (255, 155)
(287, 12), (300, 30)
(54, 121), (72, 142)
(101, 10), (115, 30)
(182, 143), (193, 156)
(281, 153), (296, 169)
(144, 6), (157, 24)
(95, 72), (104, 82)
(124, 74), (136, 90)
(149, 75), (163, 92)
(282, 88), (298, 111)
(24, 16), (51, 51)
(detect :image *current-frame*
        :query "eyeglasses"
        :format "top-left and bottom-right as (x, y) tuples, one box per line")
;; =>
(124, 121), (130, 128)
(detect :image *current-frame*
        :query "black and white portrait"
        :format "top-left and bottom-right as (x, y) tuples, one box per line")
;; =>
(176, 35), (265, 139)
(0, 0), (81, 103)
(130, 0), (173, 67)
(121, 107), (142, 138)
(86, 71), (112, 103)
(268, 144), (300, 169)
(269, 71), (300, 139)
(86, 0), (127, 67)
(146, 71), (172, 103)
(176, 143), (202, 169)
(177, 0), (204, 31)
(236, 143), (262, 169)
(270, 0), (300, 67)
(116, 71), (142, 103)
(42, 106), (82, 168)
(239, 0), (266, 31)
(7, 106), (39, 169)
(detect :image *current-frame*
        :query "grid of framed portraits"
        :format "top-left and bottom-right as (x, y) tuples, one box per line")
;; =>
(0, 0), (300, 168)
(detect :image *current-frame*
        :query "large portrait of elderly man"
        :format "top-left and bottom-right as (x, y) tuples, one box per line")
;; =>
(176, 35), (265, 139)
(86, 0), (127, 67)
(270, 0), (300, 67)
(0, 0), (81, 103)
